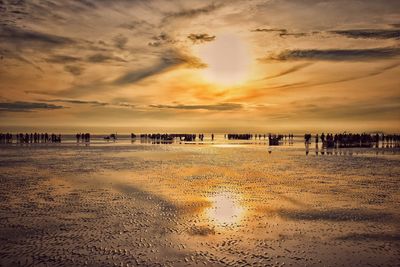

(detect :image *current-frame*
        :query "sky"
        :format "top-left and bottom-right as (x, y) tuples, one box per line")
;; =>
(0, 0), (399, 133)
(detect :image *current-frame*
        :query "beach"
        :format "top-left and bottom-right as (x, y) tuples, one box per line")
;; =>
(0, 140), (399, 266)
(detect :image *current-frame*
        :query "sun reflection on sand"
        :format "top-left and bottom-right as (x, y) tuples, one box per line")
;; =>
(206, 190), (245, 226)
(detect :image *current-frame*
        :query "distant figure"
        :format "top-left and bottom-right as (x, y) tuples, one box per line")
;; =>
(211, 134), (214, 141)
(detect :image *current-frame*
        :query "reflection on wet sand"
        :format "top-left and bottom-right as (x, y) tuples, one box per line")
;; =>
(0, 143), (399, 266)
(206, 190), (245, 226)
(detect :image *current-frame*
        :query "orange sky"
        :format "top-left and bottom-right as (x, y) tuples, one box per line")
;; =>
(0, 0), (399, 133)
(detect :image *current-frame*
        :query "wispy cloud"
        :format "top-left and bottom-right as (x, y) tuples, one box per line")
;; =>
(331, 29), (400, 39)
(252, 28), (312, 38)
(162, 3), (222, 23)
(86, 53), (127, 63)
(64, 65), (84, 76)
(47, 55), (81, 63)
(265, 47), (400, 61)
(252, 28), (287, 34)
(43, 99), (136, 109)
(187, 33), (216, 44)
(0, 101), (65, 112)
(260, 63), (313, 80)
(45, 99), (108, 106)
(112, 50), (205, 86)
(113, 34), (128, 49)
(0, 26), (74, 49)
(148, 33), (175, 47)
(150, 103), (242, 111)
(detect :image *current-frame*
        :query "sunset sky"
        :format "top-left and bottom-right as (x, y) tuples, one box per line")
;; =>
(0, 0), (399, 133)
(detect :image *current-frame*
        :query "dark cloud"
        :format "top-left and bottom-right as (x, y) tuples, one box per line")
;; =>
(0, 26), (75, 49)
(47, 53), (125, 65)
(162, 3), (222, 23)
(115, 102), (136, 108)
(260, 63), (400, 92)
(331, 29), (400, 39)
(119, 20), (155, 31)
(266, 47), (400, 61)
(33, 50), (204, 97)
(260, 63), (313, 80)
(86, 53), (126, 63)
(64, 65), (84, 76)
(1, 48), (43, 71)
(150, 103), (242, 111)
(45, 99), (108, 106)
(187, 33), (216, 44)
(148, 33), (175, 47)
(42, 98), (137, 109)
(252, 28), (314, 38)
(47, 55), (81, 63)
(112, 59), (177, 85)
(279, 32), (309, 38)
(252, 28), (287, 34)
(113, 34), (128, 49)
(0, 101), (65, 112)
(112, 50), (205, 86)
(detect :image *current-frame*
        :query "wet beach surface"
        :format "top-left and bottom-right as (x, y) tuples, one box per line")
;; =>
(0, 142), (399, 266)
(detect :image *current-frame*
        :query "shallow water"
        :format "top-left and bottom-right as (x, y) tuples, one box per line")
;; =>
(0, 141), (399, 266)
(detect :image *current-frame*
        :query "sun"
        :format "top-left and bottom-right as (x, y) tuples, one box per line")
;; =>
(196, 33), (251, 86)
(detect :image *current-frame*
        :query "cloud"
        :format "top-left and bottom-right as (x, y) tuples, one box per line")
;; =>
(254, 63), (400, 95)
(1, 48), (43, 71)
(148, 33), (175, 47)
(279, 32), (309, 38)
(162, 3), (222, 23)
(265, 47), (400, 61)
(252, 28), (313, 38)
(86, 53), (126, 63)
(0, 101), (65, 112)
(260, 63), (313, 80)
(43, 98), (135, 109)
(45, 99), (108, 106)
(112, 50), (205, 86)
(47, 55), (81, 63)
(252, 28), (287, 34)
(64, 65), (84, 76)
(150, 103), (242, 111)
(331, 29), (400, 39)
(330, 29), (400, 39)
(0, 26), (75, 49)
(187, 33), (216, 44)
(113, 34), (128, 49)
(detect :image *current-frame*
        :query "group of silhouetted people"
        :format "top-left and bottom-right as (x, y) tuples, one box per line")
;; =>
(0, 132), (62, 144)
(305, 133), (400, 148)
(225, 133), (295, 147)
(131, 133), (215, 143)
(225, 134), (254, 140)
(0, 133), (13, 144)
(76, 133), (91, 143)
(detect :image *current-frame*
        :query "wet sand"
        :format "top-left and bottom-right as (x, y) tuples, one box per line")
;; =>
(0, 142), (399, 266)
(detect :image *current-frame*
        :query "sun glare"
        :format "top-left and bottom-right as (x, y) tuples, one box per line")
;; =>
(196, 33), (251, 86)
(206, 190), (245, 226)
